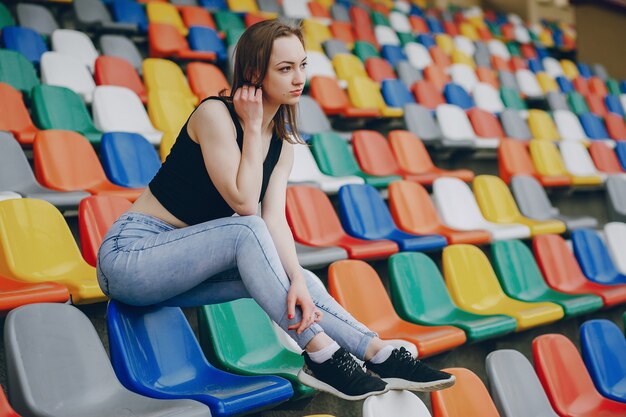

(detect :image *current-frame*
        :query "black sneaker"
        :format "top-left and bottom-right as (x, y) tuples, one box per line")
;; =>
(297, 347), (389, 401)
(365, 347), (455, 392)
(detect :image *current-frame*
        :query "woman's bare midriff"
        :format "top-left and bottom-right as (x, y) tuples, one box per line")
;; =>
(128, 187), (189, 229)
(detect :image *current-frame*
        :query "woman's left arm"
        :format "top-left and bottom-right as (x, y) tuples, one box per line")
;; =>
(261, 142), (322, 334)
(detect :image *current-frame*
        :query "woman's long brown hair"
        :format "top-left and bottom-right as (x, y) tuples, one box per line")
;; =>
(222, 19), (306, 144)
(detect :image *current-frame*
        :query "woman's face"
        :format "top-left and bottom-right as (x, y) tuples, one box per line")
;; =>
(261, 35), (307, 105)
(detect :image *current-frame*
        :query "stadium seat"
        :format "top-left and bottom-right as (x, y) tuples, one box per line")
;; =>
(1, 26), (47, 66)
(146, 2), (186, 35)
(589, 142), (624, 173)
(571, 229), (626, 285)
(542, 57), (564, 79)
(486, 350), (560, 417)
(16, 3), (59, 37)
(0, 272), (69, 315)
(332, 53), (368, 83)
(473, 175), (565, 236)
(309, 76), (379, 118)
(294, 242), (349, 271)
(389, 252), (515, 342)
(187, 62), (229, 100)
(556, 75), (574, 93)
(100, 34), (144, 74)
(78, 195), (131, 267)
(0, 83), (39, 145)
(405, 42), (433, 70)
(148, 23), (216, 61)
(403, 103), (444, 144)
(144, 58), (199, 106)
(329, 260), (466, 357)
(228, 0), (258, 12)
(442, 245), (564, 330)
(31, 85), (102, 145)
(437, 104), (498, 148)
(310, 132), (400, 188)
(431, 368), (500, 417)
(389, 130), (474, 183)
(533, 234), (626, 307)
(0, 49), (39, 96)
(213, 10), (245, 35)
(443, 83), (475, 110)
(73, 0), (137, 33)
(424, 64), (451, 91)
(488, 39), (510, 60)
(528, 109), (559, 141)
(328, 21), (354, 48)
(51, 29), (99, 73)
(111, 0), (148, 33)
(289, 145), (364, 194)
(198, 298), (315, 400)
(353, 41), (379, 63)
(433, 177), (531, 240)
(450, 63), (479, 94)
(546, 91), (570, 111)
(92, 86), (163, 145)
(529, 140), (601, 186)
(516, 69), (544, 99)
(579, 112), (612, 142)
(296, 95), (356, 139)
(605, 94), (625, 117)
(606, 174), (626, 222)
(569, 91), (591, 115)
(411, 79), (445, 111)
(107, 301), (293, 415)
(510, 175), (598, 230)
(286, 185), (398, 259)
(560, 141), (606, 183)
(380, 79), (414, 108)
(497, 139), (545, 186)
(580, 320), (626, 404)
(474, 82), (505, 113)
(553, 109), (589, 143)
(500, 87), (528, 116)
(605, 113), (626, 141)
(0, 199), (106, 304)
(500, 108), (531, 140)
(338, 184), (447, 252)
(307, 51), (339, 84)
(560, 59), (579, 80)
(492, 240), (603, 316)
(363, 390), (431, 417)
(283, 0), (310, 19)
(147, 90), (195, 160)
(604, 222), (626, 275)
(94, 55), (147, 104)
(467, 107), (506, 142)
(585, 93), (609, 117)
(34, 130), (143, 201)
(347, 76), (403, 117)
(188, 26), (227, 62)
(533, 333), (626, 416)
(0, 132), (89, 209)
(179, 6), (216, 30)
(100, 132), (161, 188)
(40, 51), (95, 103)
(375, 25), (401, 47)
(5, 303), (210, 417)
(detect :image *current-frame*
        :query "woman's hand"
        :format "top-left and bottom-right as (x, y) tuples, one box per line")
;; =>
(233, 84), (263, 130)
(287, 278), (323, 335)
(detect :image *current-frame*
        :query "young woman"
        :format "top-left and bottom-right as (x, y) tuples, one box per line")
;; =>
(97, 19), (454, 401)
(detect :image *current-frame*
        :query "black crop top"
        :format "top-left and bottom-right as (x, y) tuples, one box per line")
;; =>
(149, 96), (283, 225)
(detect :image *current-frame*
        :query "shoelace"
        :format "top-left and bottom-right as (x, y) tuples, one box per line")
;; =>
(332, 350), (361, 378)
(394, 347), (422, 368)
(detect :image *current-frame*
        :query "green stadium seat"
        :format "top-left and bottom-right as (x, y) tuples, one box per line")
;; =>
(0, 49), (39, 96)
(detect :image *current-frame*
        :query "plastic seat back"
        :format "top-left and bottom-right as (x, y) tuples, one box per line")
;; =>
(347, 76), (401, 117)
(424, 65), (451, 91)
(605, 222), (626, 274)
(388, 130), (436, 175)
(143, 58), (197, 106)
(605, 113), (626, 140)
(405, 42), (432, 70)
(605, 94), (625, 117)
(352, 130), (400, 176)
(579, 112), (609, 139)
(412, 80), (445, 110)
(0, 49), (40, 95)
(338, 184), (398, 239)
(500, 109), (531, 140)
(286, 185), (346, 246)
(467, 108), (505, 139)
(296, 95), (332, 136)
(353, 41), (379, 63)
(498, 140), (537, 185)
(310, 132), (361, 177)
(529, 140), (568, 177)
(188, 26), (226, 61)
(404, 103), (443, 143)
(553, 109), (587, 141)
(436, 104), (476, 143)
(0, 83), (39, 145)
(473, 175), (523, 223)
(443, 83), (475, 109)
(146, 2), (187, 35)
(510, 175), (557, 220)
(528, 109), (559, 141)
(431, 368), (500, 417)
(149, 90), (195, 158)
(111, 1), (148, 32)
(449, 63), (478, 93)
(16, 3), (59, 36)
(589, 142), (624, 174)
(309, 76), (352, 116)
(516, 69), (543, 99)
(381, 79), (414, 108)
(537, 72), (559, 93)
(100, 35), (144, 73)
(572, 229), (625, 285)
(580, 319), (626, 403)
(78, 195), (132, 267)
(486, 350), (559, 417)
(501, 87), (528, 112)
(100, 132), (161, 188)
(433, 177), (489, 230)
(560, 141), (603, 179)
(380, 45), (407, 68)
(2, 26), (47, 66)
(332, 53), (368, 82)
(606, 174), (626, 222)
(556, 76), (573, 93)
(51, 29), (99, 72)
(474, 82), (505, 113)
(307, 51), (338, 82)
(187, 62), (229, 99)
(94, 56), (147, 102)
(364, 390), (432, 417)
(40, 51), (96, 103)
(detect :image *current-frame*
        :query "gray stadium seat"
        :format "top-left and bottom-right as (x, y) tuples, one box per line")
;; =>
(606, 174), (626, 222)
(170, 0), (198, 5)
(397, 60), (422, 89)
(4, 303), (211, 417)
(592, 63), (609, 80)
(330, 3), (350, 21)
(546, 91), (569, 111)
(74, 0), (139, 33)
(16, 3), (59, 37)
(0, 132), (89, 210)
(323, 39), (349, 59)
(296, 95), (352, 139)
(403, 103), (443, 144)
(258, 0), (280, 13)
(486, 349), (559, 417)
(99, 34), (144, 74)
(500, 109), (532, 140)
(473, 41), (492, 68)
(499, 70), (519, 92)
(511, 175), (598, 230)
(296, 243), (348, 270)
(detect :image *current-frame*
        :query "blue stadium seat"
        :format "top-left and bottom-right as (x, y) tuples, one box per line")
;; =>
(1, 26), (48, 66)
(106, 300), (294, 417)
(577, 62), (592, 78)
(616, 142), (626, 170)
(425, 16), (444, 34)
(381, 79), (415, 108)
(527, 58), (544, 73)
(337, 184), (447, 252)
(535, 46), (549, 60)
(605, 95), (625, 117)
(198, 0), (227, 10)
(417, 33), (436, 48)
(188, 26), (227, 62)
(444, 83), (475, 110)
(100, 132), (161, 188)
(620, 80), (626, 94)
(579, 112), (610, 140)
(571, 229), (626, 285)
(111, 1), (148, 33)
(580, 319), (626, 403)
(556, 76), (574, 93)
(381, 44), (407, 68)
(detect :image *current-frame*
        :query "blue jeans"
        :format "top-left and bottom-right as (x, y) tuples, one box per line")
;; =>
(97, 212), (377, 359)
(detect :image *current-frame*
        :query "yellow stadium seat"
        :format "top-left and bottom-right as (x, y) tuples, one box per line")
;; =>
(538, 29), (554, 48)
(536, 72), (559, 93)
(442, 245), (564, 331)
(467, 16), (486, 28)
(528, 109), (560, 141)
(560, 59), (579, 80)
(314, 0), (333, 7)
(143, 58), (198, 107)
(227, 0), (258, 12)
(332, 53), (369, 83)
(146, 2), (188, 36)
(529, 140), (603, 186)
(148, 90), (195, 161)
(451, 49), (476, 68)
(303, 19), (332, 46)
(347, 76), (403, 117)
(435, 34), (454, 55)
(459, 22), (479, 40)
(0, 199), (107, 304)
(473, 175), (566, 236)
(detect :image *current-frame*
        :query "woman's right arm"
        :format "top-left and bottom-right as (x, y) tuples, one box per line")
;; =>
(188, 87), (264, 216)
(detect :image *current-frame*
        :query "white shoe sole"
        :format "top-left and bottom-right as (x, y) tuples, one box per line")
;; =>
(383, 375), (456, 392)
(297, 369), (389, 401)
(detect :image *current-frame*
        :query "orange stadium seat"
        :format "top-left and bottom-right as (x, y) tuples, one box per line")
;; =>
(148, 23), (216, 61)
(588, 142), (624, 174)
(187, 62), (230, 100)
(309, 76), (379, 117)
(0, 83), (39, 145)
(411, 80), (445, 110)
(94, 56), (147, 104)
(431, 368), (500, 417)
